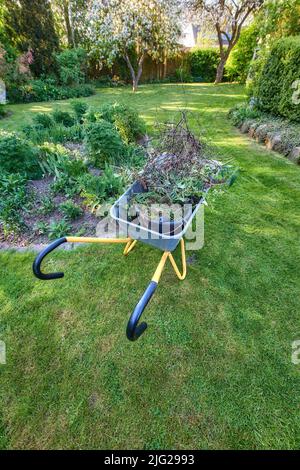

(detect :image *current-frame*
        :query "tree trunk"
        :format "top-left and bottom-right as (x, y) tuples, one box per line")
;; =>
(134, 58), (143, 91)
(132, 78), (138, 92)
(215, 57), (226, 84)
(124, 52), (144, 92)
(215, 46), (232, 84)
(68, 1), (76, 47)
(163, 53), (167, 79)
(63, 1), (75, 48)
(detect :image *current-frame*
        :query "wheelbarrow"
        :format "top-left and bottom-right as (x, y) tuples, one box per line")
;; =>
(33, 182), (205, 341)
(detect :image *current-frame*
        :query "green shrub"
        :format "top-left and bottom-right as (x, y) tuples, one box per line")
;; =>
(0, 104), (7, 119)
(72, 84), (95, 98)
(189, 48), (220, 82)
(0, 130), (41, 179)
(55, 48), (87, 86)
(124, 144), (147, 168)
(83, 108), (101, 123)
(38, 195), (55, 215)
(32, 113), (54, 129)
(86, 103), (146, 144)
(38, 143), (86, 197)
(25, 126), (43, 144)
(52, 109), (75, 127)
(64, 123), (85, 142)
(94, 75), (126, 87)
(254, 36), (300, 122)
(0, 173), (28, 234)
(228, 103), (261, 126)
(84, 120), (126, 166)
(78, 165), (124, 209)
(174, 67), (193, 83)
(100, 164), (125, 198)
(50, 175), (80, 197)
(70, 100), (89, 121)
(114, 113), (135, 144)
(7, 78), (95, 104)
(245, 45), (269, 98)
(59, 201), (83, 220)
(77, 174), (105, 209)
(35, 221), (49, 236)
(23, 123), (84, 144)
(226, 24), (259, 83)
(38, 142), (70, 175)
(7, 77), (59, 103)
(38, 142), (87, 179)
(48, 219), (72, 240)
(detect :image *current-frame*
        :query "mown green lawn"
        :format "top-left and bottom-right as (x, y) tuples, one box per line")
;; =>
(1, 83), (300, 450)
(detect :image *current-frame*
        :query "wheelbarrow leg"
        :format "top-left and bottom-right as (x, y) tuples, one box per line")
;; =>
(126, 239), (187, 341)
(168, 239), (187, 280)
(126, 251), (169, 341)
(123, 239), (137, 256)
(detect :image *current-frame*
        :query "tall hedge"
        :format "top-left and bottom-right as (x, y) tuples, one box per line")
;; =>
(254, 36), (300, 122)
(188, 48), (220, 82)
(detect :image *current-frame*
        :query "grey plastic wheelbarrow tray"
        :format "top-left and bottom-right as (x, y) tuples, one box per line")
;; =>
(110, 181), (206, 252)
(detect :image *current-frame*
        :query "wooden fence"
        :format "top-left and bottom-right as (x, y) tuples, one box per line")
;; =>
(88, 51), (188, 83)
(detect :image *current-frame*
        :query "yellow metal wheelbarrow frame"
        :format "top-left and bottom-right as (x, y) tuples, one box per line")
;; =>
(33, 236), (186, 341)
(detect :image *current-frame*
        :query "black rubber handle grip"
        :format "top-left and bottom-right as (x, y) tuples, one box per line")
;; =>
(32, 237), (67, 280)
(126, 281), (158, 341)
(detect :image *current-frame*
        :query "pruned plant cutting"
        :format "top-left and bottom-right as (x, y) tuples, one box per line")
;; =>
(126, 111), (237, 233)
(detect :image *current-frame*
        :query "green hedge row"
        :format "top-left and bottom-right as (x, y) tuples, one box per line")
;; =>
(254, 36), (300, 122)
(188, 49), (220, 82)
(7, 79), (95, 104)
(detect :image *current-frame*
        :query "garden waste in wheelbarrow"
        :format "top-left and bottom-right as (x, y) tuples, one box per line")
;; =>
(32, 180), (205, 341)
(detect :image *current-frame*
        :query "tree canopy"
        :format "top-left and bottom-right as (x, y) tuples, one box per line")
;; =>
(4, 0), (59, 76)
(88, 0), (182, 91)
(190, 0), (264, 83)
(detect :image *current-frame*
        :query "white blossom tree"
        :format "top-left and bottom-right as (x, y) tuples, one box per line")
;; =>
(88, 0), (182, 91)
(191, 0), (263, 83)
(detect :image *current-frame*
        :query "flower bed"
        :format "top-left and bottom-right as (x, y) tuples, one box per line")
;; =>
(0, 102), (147, 246)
